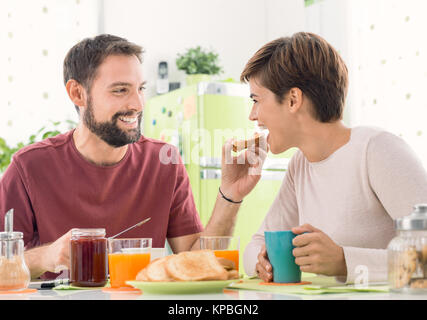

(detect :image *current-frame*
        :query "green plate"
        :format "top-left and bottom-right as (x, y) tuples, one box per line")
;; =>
(126, 279), (237, 295)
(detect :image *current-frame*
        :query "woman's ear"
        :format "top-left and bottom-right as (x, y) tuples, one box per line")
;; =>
(288, 87), (303, 114)
(65, 79), (87, 108)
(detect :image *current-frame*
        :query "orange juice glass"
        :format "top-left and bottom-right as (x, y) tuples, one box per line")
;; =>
(200, 236), (240, 271)
(108, 238), (152, 288)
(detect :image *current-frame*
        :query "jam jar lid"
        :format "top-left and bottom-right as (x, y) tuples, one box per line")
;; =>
(395, 204), (427, 231)
(71, 228), (106, 238)
(0, 231), (23, 240)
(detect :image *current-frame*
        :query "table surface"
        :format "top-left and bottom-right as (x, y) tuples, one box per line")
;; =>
(1, 278), (426, 300)
(0, 288), (426, 300)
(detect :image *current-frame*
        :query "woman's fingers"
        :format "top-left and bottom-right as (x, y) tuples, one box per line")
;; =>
(256, 246), (273, 282)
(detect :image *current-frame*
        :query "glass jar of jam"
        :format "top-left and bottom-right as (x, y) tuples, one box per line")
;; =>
(70, 228), (108, 287)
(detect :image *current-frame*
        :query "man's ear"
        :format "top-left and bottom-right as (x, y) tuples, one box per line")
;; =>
(65, 79), (87, 108)
(288, 87), (303, 114)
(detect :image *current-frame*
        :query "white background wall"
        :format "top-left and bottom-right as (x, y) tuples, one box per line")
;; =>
(1, 0), (100, 146)
(1, 0), (305, 147)
(102, 0), (305, 98)
(304, 0), (427, 167)
(4, 0), (425, 167)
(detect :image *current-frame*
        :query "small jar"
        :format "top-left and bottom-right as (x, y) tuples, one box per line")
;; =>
(0, 231), (31, 291)
(70, 228), (108, 287)
(388, 204), (427, 293)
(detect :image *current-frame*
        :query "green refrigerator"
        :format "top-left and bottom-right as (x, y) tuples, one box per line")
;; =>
(143, 81), (294, 275)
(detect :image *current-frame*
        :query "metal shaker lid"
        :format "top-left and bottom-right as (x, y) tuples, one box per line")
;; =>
(395, 204), (427, 231)
(0, 231), (23, 240)
(1, 208), (22, 240)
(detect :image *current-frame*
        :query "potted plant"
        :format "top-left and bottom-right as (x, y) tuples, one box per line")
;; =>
(176, 46), (223, 85)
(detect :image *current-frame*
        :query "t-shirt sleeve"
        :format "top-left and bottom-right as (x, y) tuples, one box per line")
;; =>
(341, 132), (427, 284)
(0, 159), (37, 247)
(166, 150), (203, 238)
(243, 155), (300, 276)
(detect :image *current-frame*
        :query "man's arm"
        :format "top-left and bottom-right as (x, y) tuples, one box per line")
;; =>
(168, 192), (241, 252)
(168, 137), (268, 253)
(24, 244), (52, 279)
(24, 230), (71, 279)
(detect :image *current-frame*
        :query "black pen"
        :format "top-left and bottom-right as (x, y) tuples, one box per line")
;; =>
(29, 278), (70, 290)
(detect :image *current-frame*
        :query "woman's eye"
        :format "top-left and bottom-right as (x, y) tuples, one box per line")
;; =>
(252, 99), (258, 104)
(139, 86), (146, 91)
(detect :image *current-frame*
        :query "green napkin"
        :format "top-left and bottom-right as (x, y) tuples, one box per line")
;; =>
(227, 275), (389, 296)
(53, 280), (109, 291)
(304, 283), (389, 293)
(53, 284), (106, 290)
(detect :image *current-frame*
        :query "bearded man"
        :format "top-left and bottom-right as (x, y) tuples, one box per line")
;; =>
(0, 34), (267, 280)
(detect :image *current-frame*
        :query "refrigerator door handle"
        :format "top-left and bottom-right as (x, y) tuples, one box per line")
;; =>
(200, 169), (286, 181)
(260, 170), (286, 181)
(199, 157), (222, 168)
(200, 169), (222, 180)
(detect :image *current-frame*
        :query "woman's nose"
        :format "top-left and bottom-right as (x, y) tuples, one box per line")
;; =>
(249, 104), (258, 121)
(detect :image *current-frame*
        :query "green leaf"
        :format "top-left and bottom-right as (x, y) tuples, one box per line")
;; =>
(28, 134), (37, 144)
(36, 126), (46, 135)
(42, 130), (60, 139)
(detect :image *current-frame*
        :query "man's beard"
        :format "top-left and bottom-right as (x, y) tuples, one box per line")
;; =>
(83, 96), (142, 148)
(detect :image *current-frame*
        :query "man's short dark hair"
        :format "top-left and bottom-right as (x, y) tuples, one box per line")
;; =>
(63, 34), (144, 114)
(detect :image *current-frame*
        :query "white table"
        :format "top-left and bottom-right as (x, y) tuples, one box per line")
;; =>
(0, 287), (426, 300)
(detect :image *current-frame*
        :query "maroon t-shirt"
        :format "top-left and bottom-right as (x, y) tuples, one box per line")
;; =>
(0, 129), (203, 259)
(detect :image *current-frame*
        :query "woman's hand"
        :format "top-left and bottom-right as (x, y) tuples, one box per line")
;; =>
(255, 245), (273, 282)
(291, 224), (347, 277)
(219, 135), (268, 202)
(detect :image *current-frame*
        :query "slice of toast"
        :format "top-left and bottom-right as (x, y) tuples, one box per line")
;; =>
(232, 132), (261, 152)
(165, 250), (228, 281)
(137, 256), (175, 281)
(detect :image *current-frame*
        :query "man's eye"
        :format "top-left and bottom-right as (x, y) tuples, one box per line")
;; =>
(252, 99), (258, 104)
(139, 86), (146, 91)
(113, 88), (127, 93)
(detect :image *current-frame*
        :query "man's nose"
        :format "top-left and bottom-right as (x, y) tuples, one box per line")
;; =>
(129, 91), (145, 112)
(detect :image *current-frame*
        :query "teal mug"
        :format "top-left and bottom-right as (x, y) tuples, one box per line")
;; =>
(264, 230), (301, 283)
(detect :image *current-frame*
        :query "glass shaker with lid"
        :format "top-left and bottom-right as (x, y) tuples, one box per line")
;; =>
(388, 204), (427, 293)
(70, 228), (108, 287)
(0, 209), (31, 291)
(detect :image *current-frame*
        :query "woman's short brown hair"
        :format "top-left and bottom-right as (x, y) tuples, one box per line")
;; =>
(240, 32), (348, 123)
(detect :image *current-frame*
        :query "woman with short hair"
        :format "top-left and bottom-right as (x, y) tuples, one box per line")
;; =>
(242, 32), (427, 283)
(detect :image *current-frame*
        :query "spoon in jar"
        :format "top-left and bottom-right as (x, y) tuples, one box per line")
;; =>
(4, 208), (14, 259)
(108, 217), (151, 240)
